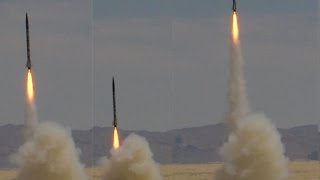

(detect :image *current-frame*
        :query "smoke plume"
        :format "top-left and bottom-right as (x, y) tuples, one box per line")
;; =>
(215, 114), (288, 180)
(226, 44), (250, 130)
(10, 122), (88, 180)
(100, 133), (163, 180)
(216, 12), (289, 180)
(25, 98), (38, 138)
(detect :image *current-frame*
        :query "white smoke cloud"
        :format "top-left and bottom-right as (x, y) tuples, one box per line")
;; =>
(215, 113), (289, 180)
(100, 133), (163, 180)
(10, 121), (88, 180)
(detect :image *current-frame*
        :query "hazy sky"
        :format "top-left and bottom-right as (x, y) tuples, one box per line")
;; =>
(0, 0), (92, 129)
(0, 0), (318, 131)
(93, 0), (319, 131)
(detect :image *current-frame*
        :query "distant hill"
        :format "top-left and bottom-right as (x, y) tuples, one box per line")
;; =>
(0, 123), (318, 167)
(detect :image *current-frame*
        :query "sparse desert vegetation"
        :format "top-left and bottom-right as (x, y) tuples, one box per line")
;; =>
(0, 161), (318, 180)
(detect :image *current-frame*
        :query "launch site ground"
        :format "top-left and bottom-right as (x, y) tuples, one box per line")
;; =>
(0, 161), (318, 180)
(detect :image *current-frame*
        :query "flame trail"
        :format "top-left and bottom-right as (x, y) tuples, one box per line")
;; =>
(25, 69), (38, 137)
(27, 70), (34, 103)
(113, 127), (120, 149)
(215, 11), (289, 180)
(232, 12), (239, 45)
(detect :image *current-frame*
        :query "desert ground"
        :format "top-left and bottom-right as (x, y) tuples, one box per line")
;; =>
(0, 161), (318, 180)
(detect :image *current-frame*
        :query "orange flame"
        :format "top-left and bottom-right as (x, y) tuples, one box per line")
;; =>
(27, 69), (34, 103)
(113, 127), (120, 149)
(232, 12), (239, 44)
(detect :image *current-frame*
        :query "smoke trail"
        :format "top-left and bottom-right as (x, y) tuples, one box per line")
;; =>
(226, 43), (250, 130)
(100, 133), (163, 180)
(10, 121), (88, 180)
(25, 97), (37, 138)
(215, 12), (289, 180)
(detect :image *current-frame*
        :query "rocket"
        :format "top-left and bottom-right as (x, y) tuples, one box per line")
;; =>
(26, 13), (32, 70)
(112, 77), (118, 127)
(232, 0), (237, 12)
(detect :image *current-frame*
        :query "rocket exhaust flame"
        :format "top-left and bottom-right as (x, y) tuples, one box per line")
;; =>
(24, 13), (38, 138)
(113, 127), (120, 149)
(232, 12), (239, 44)
(27, 69), (34, 103)
(25, 66), (37, 138)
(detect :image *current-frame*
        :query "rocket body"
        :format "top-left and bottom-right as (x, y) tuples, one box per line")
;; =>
(26, 13), (32, 70)
(112, 77), (117, 127)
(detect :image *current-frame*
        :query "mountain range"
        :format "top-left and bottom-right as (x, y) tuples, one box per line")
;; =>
(0, 123), (318, 167)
